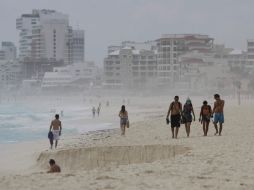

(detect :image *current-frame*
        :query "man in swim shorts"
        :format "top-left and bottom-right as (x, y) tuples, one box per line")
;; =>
(166, 96), (182, 139)
(49, 114), (62, 149)
(212, 94), (225, 136)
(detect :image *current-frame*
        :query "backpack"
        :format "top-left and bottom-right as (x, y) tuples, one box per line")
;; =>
(202, 105), (211, 115)
(183, 103), (192, 114)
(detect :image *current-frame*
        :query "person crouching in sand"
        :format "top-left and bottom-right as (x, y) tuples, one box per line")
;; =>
(47, 159), (61, 173)
(119, 105), (128, 136)
(212, 94), (225, 136)
(199, 100), (212, 136)
(166, 96), (182, 139)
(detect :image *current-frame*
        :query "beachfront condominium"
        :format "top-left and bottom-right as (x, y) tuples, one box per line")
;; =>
(0, 42), (20, 88)
(41, 61), (98, 90)
(0, 42), (17, 61)
(16, 9), (85, 79)
(72, 29), (85, 63)
(16, 9), (72, 63)
(0, 59), (21, 88)
(247, 40), (254, 71)
(156, 34), (213, 86)
(103, 41), (157, 89)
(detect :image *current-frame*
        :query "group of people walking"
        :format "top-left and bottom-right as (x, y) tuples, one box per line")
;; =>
(46, 94), (224, 173)
(48, 94), (225, 150)
(118, 94), (224, 138)
(166, 94), (225, 139)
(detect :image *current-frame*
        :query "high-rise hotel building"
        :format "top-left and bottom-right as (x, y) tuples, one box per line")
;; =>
(16, 9), (85, 78)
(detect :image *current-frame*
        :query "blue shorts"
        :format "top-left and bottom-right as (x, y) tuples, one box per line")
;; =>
(214, 113), (224, 124)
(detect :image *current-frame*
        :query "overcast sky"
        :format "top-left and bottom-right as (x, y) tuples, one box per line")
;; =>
(0, 0), (254, 65)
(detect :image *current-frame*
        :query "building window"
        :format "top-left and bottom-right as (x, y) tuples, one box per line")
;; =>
(248, 42), (254, 46)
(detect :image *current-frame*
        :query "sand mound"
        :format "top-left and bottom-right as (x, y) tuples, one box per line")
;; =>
(37, 145), (189, 171)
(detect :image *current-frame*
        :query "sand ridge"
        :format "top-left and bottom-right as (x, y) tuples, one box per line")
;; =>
(37, 144), (189, 171)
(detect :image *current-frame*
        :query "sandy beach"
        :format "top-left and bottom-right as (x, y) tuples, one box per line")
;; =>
(1, 96), (254, 190)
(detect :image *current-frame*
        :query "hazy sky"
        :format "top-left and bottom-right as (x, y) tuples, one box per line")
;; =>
(0, 0), (254, 65)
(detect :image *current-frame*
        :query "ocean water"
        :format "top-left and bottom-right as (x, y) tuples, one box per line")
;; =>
(0, 104), (113, 144)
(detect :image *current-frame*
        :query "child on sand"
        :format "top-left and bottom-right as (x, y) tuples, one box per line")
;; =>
(47, 159), (61, 173)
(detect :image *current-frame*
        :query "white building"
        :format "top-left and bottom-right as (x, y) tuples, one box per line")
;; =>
(0, 60), (21, 88)
(156, 34), (213, 86)
(103, 46), (157, 89)
(16, 12), (40, 59)
(72, 30), (85, 63)
(247, 39), (254, 70)
(16, 9), (71, 64)
(228, 49), (247, 68)
(178, 45), (235, 92)
(17, 9), (85, 66)
(41, 62), (97, 89)
(0, 42), (17, 61)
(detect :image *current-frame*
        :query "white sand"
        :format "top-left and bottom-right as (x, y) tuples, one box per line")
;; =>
(1, 96), (254, 190)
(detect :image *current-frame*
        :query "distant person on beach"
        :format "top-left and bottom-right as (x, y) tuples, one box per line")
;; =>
(47, 159), (61, 173)
(166, 96), (182, 139)
(199, 101), (212, 136)
(182, 98), (195, 137)
(119, 105), (128, 136)
(106, 100), (109, 107)
(97, 106), (100, 117)
(212, 94), (225, 136)
(49, 114), (62, 149)
(92, 107), (96, 118)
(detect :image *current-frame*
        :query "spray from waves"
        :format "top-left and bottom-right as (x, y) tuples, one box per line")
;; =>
(0, 104), (73, 143)
(0, 104), (112, 143)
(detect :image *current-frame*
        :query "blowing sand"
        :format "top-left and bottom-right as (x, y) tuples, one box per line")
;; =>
(1, 97), (254, 190)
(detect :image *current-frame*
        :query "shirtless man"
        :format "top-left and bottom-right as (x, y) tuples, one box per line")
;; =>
(49, 114), (62, 149)
(212, 94), (225, 136)
(166, 96), (182, 139)
(47, 159), (61, 173)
